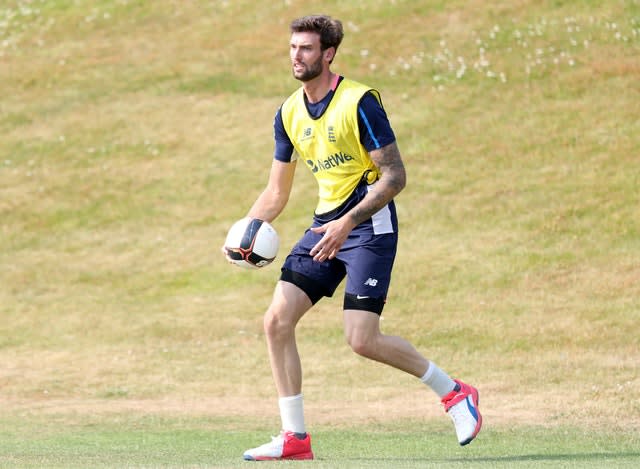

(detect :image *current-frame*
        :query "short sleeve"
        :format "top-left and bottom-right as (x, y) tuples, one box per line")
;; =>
(357, 91), (396, 152)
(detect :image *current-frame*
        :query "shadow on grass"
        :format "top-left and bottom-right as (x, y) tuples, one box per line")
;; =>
(339, 452), (640, 463)
(450, 452), (640, 462)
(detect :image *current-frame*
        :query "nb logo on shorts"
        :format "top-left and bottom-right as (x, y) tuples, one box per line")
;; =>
(364, 278), (378, 286)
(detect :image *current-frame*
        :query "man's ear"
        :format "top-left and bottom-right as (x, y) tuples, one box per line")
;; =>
(324, 47), (336, 63)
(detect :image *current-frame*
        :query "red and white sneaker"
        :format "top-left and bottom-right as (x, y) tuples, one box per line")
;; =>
(441, 379), (483, 446)
(243, 431), (314, 461)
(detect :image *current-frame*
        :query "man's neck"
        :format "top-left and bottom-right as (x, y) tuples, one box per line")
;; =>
(302, 72), (338, 104)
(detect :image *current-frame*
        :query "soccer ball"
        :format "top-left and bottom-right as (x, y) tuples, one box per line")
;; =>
(224, 217), (279, 269)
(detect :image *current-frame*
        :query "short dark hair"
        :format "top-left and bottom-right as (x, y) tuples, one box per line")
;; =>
(290, 15), (344, 52)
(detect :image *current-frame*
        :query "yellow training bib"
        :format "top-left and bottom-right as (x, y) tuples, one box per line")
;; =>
(281, 78), (381, 214)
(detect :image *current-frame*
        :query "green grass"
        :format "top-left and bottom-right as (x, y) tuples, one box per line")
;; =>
(1, 0), (639, 467)
(1, 415), (639, 468)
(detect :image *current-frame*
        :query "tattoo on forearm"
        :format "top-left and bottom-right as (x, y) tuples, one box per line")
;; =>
(349, 143), (406, 226)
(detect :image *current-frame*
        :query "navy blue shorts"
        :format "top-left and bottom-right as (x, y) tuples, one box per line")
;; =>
(280, 220), (398, 315)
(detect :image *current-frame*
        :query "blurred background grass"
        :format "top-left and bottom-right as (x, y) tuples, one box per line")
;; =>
(1, 0), (639, 434)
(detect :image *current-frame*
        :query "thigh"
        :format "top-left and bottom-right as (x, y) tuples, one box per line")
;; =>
(340, 232), (397, 300)
(343, 308), (381, 341)
(281, 228), (346, 300)
(267, 280), (314, 326)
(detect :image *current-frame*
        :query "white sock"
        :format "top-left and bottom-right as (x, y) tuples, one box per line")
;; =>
(278, 394), (306, 434)
(420, 362), (457, 398)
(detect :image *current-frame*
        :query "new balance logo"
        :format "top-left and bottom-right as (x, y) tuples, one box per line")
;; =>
(364, 278), (378, 286)
(300, 127), (313, 142)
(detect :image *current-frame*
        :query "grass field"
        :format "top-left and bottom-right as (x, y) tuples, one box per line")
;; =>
(1, 417), (639, 468)
(1, 0), (639, 467)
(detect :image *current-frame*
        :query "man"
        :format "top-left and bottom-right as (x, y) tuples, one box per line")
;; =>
(226, 15), (482, 461)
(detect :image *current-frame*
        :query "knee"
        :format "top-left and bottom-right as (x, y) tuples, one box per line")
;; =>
(263, 307), (295, 339)
(346, 333), (377, 359)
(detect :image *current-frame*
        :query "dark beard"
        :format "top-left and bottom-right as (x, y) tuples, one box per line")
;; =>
(293, 56), (323, 82)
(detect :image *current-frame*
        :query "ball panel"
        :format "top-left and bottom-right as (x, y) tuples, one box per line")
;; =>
(251, 223), (279, 259)
(239, 218), (264, 251)
(224, 247), (245, 262)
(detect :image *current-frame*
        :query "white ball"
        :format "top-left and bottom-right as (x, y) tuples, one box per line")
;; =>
(224, 217), (279, 269)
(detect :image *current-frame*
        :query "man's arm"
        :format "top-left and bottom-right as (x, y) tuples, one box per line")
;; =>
(247, 159), (297, 223)
(309, 141), (406, 261)
(348, 141), (406, 226)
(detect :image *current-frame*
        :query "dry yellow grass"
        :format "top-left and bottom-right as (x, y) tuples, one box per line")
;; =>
(1, 0), (639, 438)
